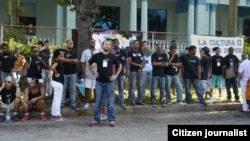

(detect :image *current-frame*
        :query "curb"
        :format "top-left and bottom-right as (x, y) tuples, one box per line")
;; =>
(27, 103), (242, 118)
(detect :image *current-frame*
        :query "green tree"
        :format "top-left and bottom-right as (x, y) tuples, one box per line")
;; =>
(58, 0), (100, 70)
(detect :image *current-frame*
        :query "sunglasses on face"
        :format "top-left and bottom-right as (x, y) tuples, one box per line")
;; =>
(33, 50), (38, 53)
(5, 81), (11, 83)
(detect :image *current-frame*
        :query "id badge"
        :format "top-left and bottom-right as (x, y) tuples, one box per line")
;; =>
(217, 62), (220, 67)
(103, 60), (108, 67)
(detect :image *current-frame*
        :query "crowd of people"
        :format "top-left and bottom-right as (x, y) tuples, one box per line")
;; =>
(0, 38), (249, 128)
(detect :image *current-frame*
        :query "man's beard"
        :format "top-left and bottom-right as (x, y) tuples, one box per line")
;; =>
(103, 48), (110, 52)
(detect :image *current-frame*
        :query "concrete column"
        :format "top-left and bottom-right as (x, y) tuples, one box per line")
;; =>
(130, 0), (137, 31)
(141, 0), (148, 40)
(188, 0), (195, 34)
(209, 4), (217, 35)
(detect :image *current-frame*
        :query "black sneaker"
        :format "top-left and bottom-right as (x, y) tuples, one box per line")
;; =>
(160, 98), (166, 107)
(0, 115), (5, 122)
(119, 103), (127, 109)
(202, 102), (208, 107)
(151, 99), (156, 107)
(12, 114), (20, 122)
(136, 102), (144, 105)
(130, 103), (136, 106)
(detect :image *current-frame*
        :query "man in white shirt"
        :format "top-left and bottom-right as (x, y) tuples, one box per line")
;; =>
(238, 53), (250, 112)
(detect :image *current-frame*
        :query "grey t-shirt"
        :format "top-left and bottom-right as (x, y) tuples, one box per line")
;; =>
(80, 48), (99, 79)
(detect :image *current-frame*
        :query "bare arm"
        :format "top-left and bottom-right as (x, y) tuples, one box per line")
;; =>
(238, 72), (243, 80)
(63, 58), (78, 64)
(82, 62), (86, 78)
(51, 62), (59, 76)
(197, 64), (201, 79)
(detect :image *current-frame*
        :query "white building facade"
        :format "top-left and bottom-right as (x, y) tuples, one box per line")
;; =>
(1, 0), (250, 45)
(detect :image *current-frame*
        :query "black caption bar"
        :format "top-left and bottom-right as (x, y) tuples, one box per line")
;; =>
(168, 125), (250, 140)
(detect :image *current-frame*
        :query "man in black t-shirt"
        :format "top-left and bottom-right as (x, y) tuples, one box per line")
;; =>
(179, 46), (207, 106)
(113, 39), (127, 109)
(210, 47), (224, 97)
(150, 43), (168, 107)
(223, 47), (240, 102)
(127, 40), (146, 106)
(87, 40), (122, 127)
(0, 76), (21, 122)
(165, 45), (184, 105)
(61, 39), (79, 110)
(0, 43), (17, 82)
(39, 40), (52, 95)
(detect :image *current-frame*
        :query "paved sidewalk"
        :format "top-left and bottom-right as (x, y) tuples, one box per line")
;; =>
(27, 102), (242, 118)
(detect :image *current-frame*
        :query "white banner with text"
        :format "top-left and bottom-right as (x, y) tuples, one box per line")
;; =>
(190, 34), (244, 59)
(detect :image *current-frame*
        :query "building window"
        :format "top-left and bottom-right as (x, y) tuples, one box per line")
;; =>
(137, 9), (167, 32)
(19, 16), (36, 35)
(93, 6), (120, 30)
(243, 19), (250, 43)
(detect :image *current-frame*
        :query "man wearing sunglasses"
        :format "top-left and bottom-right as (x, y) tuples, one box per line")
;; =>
(0, 76), (22, 122)
(23, 46), (47, 84)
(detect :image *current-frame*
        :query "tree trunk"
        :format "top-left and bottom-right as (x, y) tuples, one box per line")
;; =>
(8, 0), (13, 25)
(229, 0), (238, 37)
(16, 0), (20, 25)
(76, 0), (100, 71)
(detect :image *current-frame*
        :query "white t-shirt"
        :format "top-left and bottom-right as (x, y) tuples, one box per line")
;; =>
(238, 59), (250, 83)
(142, 54), (153, 72)
(81, 48), (100, 79)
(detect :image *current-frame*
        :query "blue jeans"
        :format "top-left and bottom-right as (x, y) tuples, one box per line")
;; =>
(150, 76), (165, 100)
(129, 71), (143, 103)
(225, 75), (239, 100)
(183, 79), (206, 104)
(94, 81), (116, 122)
(41, 69), (52, 95)
(116, 74), (125, 104)
(141, 71), (152, 97)
(1, 71), (13, 82)
(61, 73), (77, 108)
(165, 75), (183, 103)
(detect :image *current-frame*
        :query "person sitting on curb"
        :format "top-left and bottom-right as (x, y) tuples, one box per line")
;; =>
(21, 78), (47, 121)
(0, 76), (22, 122)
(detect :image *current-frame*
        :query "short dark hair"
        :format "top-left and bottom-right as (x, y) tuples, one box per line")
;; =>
(31, 46), (38, 51)
(142, 40), (149, 45)
(113, 39), (119, 42)
(188, 45), (197, 52)
(31, 78), (39, 84)
(213, 47), (220, 51)
(1, 43), (8, 49)
(171, 40), (176, 43)
(133, 40), (139, 44)
(44, 40), (49, 44)
(53, 49), (65, 59)
(37, 41), (44, 46)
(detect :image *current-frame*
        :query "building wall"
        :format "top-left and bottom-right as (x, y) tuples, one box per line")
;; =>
(0, 0), (60, 27)
(100, 0), (176, 32)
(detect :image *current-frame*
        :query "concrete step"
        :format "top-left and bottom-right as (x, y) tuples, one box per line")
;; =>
(20, 103), (242, 119)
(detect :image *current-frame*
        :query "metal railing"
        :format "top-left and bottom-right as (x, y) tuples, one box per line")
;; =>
(0, 24), (190, 53)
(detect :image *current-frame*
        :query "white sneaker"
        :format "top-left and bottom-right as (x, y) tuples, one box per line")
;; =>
(83, 103), (89, 110)
(177, 102), (186, 105)
(101, 114), (107, 121)
(209, 97), (215, 104)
